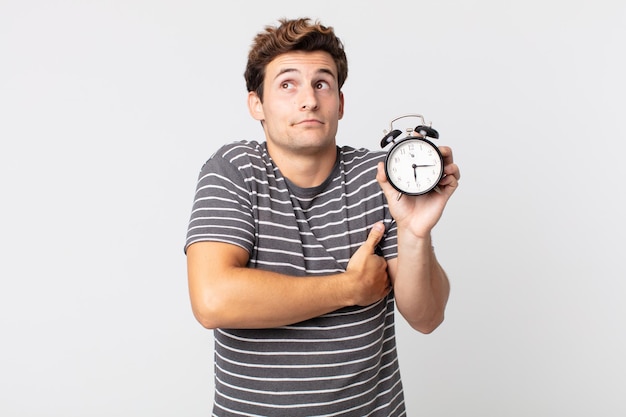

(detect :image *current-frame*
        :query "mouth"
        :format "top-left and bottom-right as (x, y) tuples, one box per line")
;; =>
(294, 119), (323, 127)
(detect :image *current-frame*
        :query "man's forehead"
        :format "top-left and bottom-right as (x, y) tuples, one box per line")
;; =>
(268, 51), (337, 77)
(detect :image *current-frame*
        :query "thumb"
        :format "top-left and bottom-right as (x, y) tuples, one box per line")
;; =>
(375, 162), (396, 200)
(375, 162), (388, 186)
(365, 222), (386, 251)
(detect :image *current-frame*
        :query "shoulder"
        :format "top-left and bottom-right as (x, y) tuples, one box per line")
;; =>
(339, 145), (386, 175)
(198, 140), (269, 174)
(209, 140), (266, 164)
(340, 145), (385, 162)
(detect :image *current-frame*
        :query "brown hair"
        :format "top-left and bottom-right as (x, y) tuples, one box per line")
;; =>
(244, 18), (348, 100)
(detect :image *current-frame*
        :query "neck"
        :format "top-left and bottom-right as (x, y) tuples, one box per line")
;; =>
(267, 143), (337, 188)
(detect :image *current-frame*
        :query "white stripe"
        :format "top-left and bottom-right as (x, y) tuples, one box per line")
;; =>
(212, 367), (402, 411)
(215, 354), (399, 384)
(215, 326), (386, 358)
(215, 346), (379, 370)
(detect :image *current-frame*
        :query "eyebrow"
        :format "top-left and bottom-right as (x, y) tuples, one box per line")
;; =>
(273, 67), (337, 81)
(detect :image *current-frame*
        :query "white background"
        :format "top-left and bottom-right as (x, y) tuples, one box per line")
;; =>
(1, 0), (625, 416)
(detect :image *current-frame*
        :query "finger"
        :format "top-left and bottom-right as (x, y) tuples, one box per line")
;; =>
(375, 162), (387, 184)
(376, 162), (397, 198)
(438, 146), (454, 164)
(444, 162), (460, 181)
(365, 222), (386, 250)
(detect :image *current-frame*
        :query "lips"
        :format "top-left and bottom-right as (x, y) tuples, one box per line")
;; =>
(295, 119), (323, 126)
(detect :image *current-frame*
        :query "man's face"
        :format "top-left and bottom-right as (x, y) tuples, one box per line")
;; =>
(247, 50), (344, 157)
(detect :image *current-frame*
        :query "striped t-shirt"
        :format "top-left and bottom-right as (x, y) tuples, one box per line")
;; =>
(185, 140), (406, 416)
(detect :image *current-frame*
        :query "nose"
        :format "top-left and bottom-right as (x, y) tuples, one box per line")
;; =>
(299, 86), (319, 111)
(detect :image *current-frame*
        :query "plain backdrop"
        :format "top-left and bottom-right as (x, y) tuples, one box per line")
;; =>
(1, 0), (625, 416)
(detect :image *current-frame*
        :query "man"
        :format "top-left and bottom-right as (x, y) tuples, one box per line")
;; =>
(185, 17), (460, 416)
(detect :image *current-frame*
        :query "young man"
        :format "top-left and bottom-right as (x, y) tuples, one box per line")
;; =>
(185, 17), (460, 417)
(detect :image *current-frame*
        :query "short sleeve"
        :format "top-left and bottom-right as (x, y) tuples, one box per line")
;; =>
(184, 154), (256, 254)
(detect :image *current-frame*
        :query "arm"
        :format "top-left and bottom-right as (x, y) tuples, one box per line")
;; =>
(187, 222), (391, 329)
(376, 145), (460, 333)
(386, 233), (450, 333)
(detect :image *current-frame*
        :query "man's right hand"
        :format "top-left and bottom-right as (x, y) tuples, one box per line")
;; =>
(188, 222), (392, 329)
(344, 222), (391, 306)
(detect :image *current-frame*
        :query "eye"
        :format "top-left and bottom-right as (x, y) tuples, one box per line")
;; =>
(280, 81), (295, 90)
(315, 80), (331, 90)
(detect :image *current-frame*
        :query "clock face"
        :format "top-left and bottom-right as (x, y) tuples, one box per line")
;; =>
(385, 137), (444, 195)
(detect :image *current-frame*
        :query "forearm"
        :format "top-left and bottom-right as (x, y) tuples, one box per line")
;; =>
(391, 232), (450, 333)
(188, 226), (390, 330)
(191, 267), (351, 329)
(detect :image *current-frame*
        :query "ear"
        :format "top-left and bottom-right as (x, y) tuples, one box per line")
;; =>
(247, 91), (264, 121)
(338, 91), (345, 120)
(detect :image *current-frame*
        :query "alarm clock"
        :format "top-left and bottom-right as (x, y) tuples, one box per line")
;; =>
(380, 114), (444, 197)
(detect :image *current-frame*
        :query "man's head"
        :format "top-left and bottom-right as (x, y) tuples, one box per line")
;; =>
(244, 18), (348, 102)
